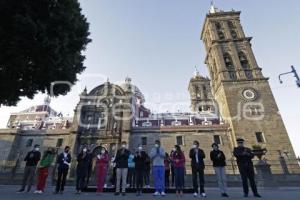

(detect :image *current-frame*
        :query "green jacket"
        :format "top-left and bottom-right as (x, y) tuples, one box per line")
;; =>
(39, 153), (54, 168)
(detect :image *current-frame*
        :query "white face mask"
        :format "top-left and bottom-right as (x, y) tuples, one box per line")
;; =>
(97, 155), (101, 159)
(138, 147), (143, 151)
(122, 144), (126, 148)
(83, 148), (87, 153)
(35, 148), (40, 151)
(101, 150), (105, 154)
(172, 148), (176, 152)
(155, 144), (159, 148)
(193, 145), (197, 149)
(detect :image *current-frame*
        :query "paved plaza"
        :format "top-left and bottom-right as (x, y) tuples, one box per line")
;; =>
(0, 185), (300, 200)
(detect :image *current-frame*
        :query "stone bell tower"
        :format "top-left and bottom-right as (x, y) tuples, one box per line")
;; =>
(188, 67), (216, 113)
(200, 5), (299, 173)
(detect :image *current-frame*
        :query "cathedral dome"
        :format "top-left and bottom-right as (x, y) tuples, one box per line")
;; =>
(120, 77), (145, 104)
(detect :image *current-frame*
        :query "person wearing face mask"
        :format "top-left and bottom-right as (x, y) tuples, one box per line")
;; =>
(189, 140), (206, 197)
(150, 140), (166, 196)
(114, 141), (130, 196)
(164, 153), (171, 189)
(144, 151), (151, 188)
(127, 152), (136, 188)
(18, 144), (41, 193)
(170, 148), (176, 188)
(55, 146), (72, 194)
(75, 146), (92, 194)
(210, 143), (229, 197)
(171, 145), (186, 197)
(34, 147), (55, 194)
(96, 147), (109, 194)
(234, 138), (261, 198)
(133, 145), (147, 196)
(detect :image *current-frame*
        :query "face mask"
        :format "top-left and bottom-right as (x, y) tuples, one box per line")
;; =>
(65, 149), (69, 153)
(101, 150), (105, 154)
(155, 144), (159, 148)
(138, 147), (143, 151)
(193, 145), (197, 149)
(172, 148), (176, 152)
(83, 148), (87, 153)
(122, 145), (126, 148)
(35, 148), (40, 151)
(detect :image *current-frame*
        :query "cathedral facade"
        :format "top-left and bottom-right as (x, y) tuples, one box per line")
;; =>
(0, 7), (299, 180)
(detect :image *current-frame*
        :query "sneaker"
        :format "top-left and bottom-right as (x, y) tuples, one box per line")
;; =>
(161, 192), (166, 196)
(34, 190), (40, 194)
(114, 192), (120, 196)
(193, 192), (198, 197)
(53, 191), (59, 194)
(222, 193), (229, 197)
(153, 191), (160, 196)
(254, 193), (261, 198)
(122, 192), (126, 196)
(180, 191), (183, 197)
(17, 189), (25, 193)
(201, 193), (206, 197)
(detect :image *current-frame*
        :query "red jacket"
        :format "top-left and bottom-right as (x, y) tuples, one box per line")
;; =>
(171, 152), (185, 168)
(96, 153), (109, 168)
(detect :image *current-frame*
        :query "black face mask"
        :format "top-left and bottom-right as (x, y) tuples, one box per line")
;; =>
(65, 150), (69, 153)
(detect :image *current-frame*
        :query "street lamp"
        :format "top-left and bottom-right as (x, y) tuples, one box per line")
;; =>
(279, 65), (300, 87)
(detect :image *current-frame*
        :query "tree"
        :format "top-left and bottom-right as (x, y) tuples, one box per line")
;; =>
(0, 0), (91, 106)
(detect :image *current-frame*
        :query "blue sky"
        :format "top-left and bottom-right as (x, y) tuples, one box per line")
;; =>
(0, 0), (300, 156)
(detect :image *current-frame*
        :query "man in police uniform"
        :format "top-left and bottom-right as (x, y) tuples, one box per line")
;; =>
(233, 138), (261, 198)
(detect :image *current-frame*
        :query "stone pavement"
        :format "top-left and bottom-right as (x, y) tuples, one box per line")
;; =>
(0, 185), (300, 200)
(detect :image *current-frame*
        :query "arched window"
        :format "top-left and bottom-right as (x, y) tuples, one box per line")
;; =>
(231, 30), (238, 39)
(228, 21), (235, 29)
(215, 22), (225, 40)
(238, 52), (253, 80)
(223, 53), (236, 80)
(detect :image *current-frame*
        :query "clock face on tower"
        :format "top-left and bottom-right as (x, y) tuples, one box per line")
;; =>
(242, 88), (258, 101)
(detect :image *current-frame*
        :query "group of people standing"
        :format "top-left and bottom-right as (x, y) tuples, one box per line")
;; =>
(17, 138), (262, 198)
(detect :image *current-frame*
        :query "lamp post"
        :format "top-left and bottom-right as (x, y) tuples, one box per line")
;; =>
(279, 65), (300, 87)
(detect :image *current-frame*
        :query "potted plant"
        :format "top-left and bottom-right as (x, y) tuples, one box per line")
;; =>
(252, 145), (267, 160)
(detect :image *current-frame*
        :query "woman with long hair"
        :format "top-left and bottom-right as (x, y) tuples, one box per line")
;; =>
(171, 145), (185, 197)
(96, 147), (109, 194)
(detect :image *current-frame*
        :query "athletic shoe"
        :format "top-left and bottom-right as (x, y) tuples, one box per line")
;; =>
(153, 191), (160, 196)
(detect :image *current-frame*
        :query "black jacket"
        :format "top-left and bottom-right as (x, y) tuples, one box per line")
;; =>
(189, 148), (205, 169)
(210, 150), (226, 167)
(76, 152), (92, 172)
(133, 151), (147, 170)
(57, 152), (72, 171)
(233, 147), (254, 167)
(24, 150), (41, 167)
(115, 148), (130, 168)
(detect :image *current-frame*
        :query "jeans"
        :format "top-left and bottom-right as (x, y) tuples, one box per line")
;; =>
(116, 168), (128, 193)
(127, 167), (135, 187)
(175, 167), (184, 191)
(214, 167), (228, 194)
(21, 166), (37, 191)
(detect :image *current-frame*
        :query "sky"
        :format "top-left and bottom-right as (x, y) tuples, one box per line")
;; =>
(0, 0), (300, 156)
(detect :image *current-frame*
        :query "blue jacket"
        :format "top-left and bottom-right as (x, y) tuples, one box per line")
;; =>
(128, 154), (135, 168)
